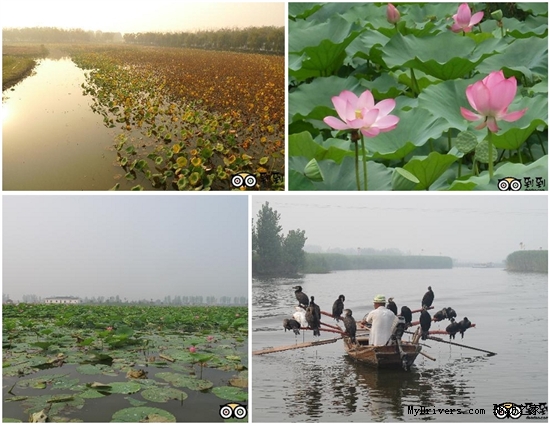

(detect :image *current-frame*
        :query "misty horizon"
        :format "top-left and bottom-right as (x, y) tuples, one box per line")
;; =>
(2, 2), (285, 33)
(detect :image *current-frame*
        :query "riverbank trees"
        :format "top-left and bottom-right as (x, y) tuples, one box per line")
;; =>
(506, 250), (548, 273)
(252, 202), (307, 277)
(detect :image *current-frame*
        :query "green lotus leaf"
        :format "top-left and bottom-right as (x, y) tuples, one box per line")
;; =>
(516, 3), (548, 17)
(288, 169), (317, 191)
(366, 107), (448, 160)
(477, 37), (547, 82)
(212, 386), (248, 402)
(289, 15), (365, 80)
(382, 32), (505, 80)
(288, 131), (353, 165)
(392, 167), (420, 191)
(141, 387), (187, 403)
(403, 152), (459, 190)
(288, 3), (324, 20)
(79, 389), (108, 399)
(125, 396), (148, 407)
(107, 381), (141, 394)
(2, 418), (22, 422)
(111, 407), (176, 423)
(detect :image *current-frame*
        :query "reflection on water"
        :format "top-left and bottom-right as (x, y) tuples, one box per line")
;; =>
(3, 57), (146, 190)
(252, 269), (548, 422)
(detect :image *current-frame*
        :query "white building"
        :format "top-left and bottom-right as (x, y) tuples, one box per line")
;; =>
(44, 297), (81, 304)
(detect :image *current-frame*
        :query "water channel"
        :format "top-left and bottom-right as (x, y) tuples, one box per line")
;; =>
(3, 56), (149, 190)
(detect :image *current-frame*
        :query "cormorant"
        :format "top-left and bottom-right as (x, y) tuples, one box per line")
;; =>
(433, 307), (448, 322)
(310, 296), (321, 320)
(421, 286), (434, 308)
(446, 307), (457, 320)
(283, 318), (301, 335)
(446, 318), (460, 340)
(293, 286), (309, 308)
(305, 303), (321, 337)
(342, 309), (357, 343)
(332, 294), (345, 321)
(400, 306), (412, 327)
(386, 297), (398, 315)
(458, 317), (472, 338)
(419, 305), (431, 340)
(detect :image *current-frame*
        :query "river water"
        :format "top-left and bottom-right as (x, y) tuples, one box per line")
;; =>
(252, 268), (548, 422)
(2, 57), (147, 190)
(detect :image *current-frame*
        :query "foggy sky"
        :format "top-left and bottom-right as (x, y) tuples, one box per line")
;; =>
(1, 1), (284, 33)
(3, 195), (248, 301)
(252, 194), (548, 263)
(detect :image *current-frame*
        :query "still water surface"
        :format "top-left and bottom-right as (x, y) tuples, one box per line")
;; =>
(3, 57), (147, 190)
(252, 268), (548, 422)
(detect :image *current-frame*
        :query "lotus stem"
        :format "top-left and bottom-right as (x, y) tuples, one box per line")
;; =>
(536, 132), (546, 155)
(458, 158), (462, 178)
(447, 130), (452, 151)
(351, 131), (361, 191)
(487, 130), (494, 179)
(518, 148), (523, 164)
(410, 68), (419, 96)
(360, 134), (368, 190)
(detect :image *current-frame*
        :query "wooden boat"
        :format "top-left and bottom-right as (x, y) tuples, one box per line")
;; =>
(342, 329), (422, 370)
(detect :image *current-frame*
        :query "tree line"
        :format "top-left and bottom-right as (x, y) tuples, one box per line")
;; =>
(252, 202), (307, 277)
(2, 26), (284, 54)
(124, 26), (284, 54)
(3, 27), (123, 43)
(2, 293), (247, 306)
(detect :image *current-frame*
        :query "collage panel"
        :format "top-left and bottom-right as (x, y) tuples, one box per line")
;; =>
(288, 2), (547, 191)
(2, 2), (284, 191)
(2, 195), (249, 422)
(251, 194), (548, 422)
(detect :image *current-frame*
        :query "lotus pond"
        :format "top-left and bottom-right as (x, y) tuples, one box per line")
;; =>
(2, 304), (247, 422)
(288, 2), (548, 190)
(68, 44), (284, 191)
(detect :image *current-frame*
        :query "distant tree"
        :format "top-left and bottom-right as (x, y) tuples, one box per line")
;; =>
(253, 202), (283, 276)
(282, 229), (307, 276)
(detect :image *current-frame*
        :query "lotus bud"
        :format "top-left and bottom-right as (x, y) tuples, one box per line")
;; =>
(387, 3), (400, 24)
(491, 9), (503, 21)
(304, 158), (324, 182)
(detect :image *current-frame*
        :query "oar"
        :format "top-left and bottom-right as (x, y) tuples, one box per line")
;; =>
(405, 331), (496, 356)
(253, 337), (342, 355)
(420, 351), (436, 361)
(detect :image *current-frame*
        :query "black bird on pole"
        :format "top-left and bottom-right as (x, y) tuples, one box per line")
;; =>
(293, 286), (309, 308)
(421, 286), (434, 308)
(332, 294), (345, 321)
(446, 318), (460, 340)
(283, 318), (301, 336)
(458, 317), (472, 338)
(342, 309), (357, 343)
(305, 302), (321, 337)
(400, 306), (412, 327)
(419, 305), (431, 340)
(386, 297), (398, 315)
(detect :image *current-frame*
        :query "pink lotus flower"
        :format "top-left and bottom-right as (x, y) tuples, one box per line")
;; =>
(323, 90), (399, 137)
(460, 70), (527, 133)
(106, 326), (113, 331)
(387, 3), (400, 24)
(451, 3), (484, 33)
(206, 335), (214, 342)
(189, 346), (197, 353)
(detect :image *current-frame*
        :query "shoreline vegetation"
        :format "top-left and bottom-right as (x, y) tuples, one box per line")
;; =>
(302, 253), (453, 274)
(2, 44), (48, 91)
(506, 250), (548, 273)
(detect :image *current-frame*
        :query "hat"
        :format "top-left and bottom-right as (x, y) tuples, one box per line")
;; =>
(373, 294), (386, 304)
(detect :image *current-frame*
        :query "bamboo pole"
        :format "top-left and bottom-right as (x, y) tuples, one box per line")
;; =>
(404, 330), (496, 356)
(420, 351), (436, 361)
(253, 337), (341, 355)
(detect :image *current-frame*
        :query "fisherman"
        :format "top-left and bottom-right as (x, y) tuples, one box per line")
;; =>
(361, 294), (398, 346)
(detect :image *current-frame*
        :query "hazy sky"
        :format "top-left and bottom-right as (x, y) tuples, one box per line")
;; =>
(252, 194), (548, 263)
(3, 195), (248, 301)
(1, 1), (284, 33)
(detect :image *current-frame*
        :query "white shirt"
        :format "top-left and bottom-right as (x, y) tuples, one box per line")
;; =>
(365, 306), (397, 346)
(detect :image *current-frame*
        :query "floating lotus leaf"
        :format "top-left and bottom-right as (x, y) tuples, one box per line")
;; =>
(51, 377), (80, 390)
(2, 418), (22, 422)
(141, 387), (187, 403)
(111, 407), (176, 423)
(107, 381), (141, 394)
(79, 389), (108, 399)
(125, 396), (148, 407)
(212, 386), (248, 402)
(17, 374), (67, 389)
